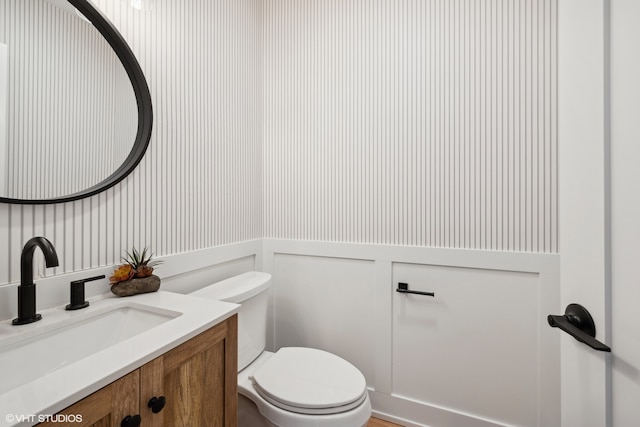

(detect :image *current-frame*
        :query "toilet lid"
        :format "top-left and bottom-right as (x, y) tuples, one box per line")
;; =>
(250, 347), (368, 415)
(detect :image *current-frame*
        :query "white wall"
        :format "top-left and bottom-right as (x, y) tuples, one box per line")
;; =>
(0, 0), (559, 303)
(610, 0), (640, 424)
(0, 0), (263, 286)
(262, 1), (560, 425)
(0, 1), (565, 426)
(263, 0), (558, 253)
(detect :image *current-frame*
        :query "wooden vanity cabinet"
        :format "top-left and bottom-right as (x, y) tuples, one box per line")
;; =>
(37, 371), (140, 427)
(141, 313), (238, 427)
(39, 315), (237, 427)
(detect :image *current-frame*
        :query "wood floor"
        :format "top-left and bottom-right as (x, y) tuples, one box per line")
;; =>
(367, 417), (404, 427)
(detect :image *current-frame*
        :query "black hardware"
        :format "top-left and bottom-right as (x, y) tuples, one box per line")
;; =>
(396, 282), (435, 297)
(120, 415), (141, 427)
(148, 396), (167, 413)
(13, 237), (59, 325)
(548, 304), (611, 352)
(65, 275), (106, 310)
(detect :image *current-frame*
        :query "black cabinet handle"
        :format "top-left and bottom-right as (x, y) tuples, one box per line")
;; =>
(396, 282), (435, 297)
(120, 415), (141, 427)
(148, 396), (167, 413)
(548, 304), (611, 352)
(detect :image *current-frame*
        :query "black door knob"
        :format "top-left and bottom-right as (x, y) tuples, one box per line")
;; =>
(120, 415), (141, 427)
(148, 396), (167, 413)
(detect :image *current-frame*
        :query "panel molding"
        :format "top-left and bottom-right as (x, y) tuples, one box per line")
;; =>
(262, 238), (560, 427)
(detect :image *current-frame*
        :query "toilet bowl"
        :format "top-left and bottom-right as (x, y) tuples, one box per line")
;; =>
(190, 271), (372, 427)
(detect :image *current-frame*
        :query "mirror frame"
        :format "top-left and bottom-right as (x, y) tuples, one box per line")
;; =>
(0, 0), (153, 204)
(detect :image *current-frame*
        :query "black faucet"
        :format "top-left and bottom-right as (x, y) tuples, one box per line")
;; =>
(12, 237), (60, 325)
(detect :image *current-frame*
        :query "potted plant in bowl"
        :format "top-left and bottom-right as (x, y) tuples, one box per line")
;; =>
(110, 247), (163, 297)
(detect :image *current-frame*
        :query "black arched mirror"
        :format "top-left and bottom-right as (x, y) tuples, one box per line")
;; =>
(0, 0), (152, 204)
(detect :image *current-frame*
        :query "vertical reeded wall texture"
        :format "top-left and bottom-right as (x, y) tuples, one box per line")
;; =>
(263, 0), (558, 252)
(0, 0), (262, 285)
(0, 0), (558, 286)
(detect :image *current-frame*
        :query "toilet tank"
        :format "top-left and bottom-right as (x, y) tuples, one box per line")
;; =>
(190, 271), (271, 371)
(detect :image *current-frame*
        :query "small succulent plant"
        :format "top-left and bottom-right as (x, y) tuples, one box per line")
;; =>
(109, 264), (135, 284)
(110, 247), (163, 284)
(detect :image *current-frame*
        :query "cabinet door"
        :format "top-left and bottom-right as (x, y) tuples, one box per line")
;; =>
(141, 315), (237, 427)
(38, 370), (140, 427)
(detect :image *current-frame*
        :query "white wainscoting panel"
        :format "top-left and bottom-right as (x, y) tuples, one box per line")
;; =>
(393, 263), (539, 427)
(263, 239), (560, 427)
(158, 240), (262, 295)
(272, 253), (377, 384)
(0, 0), (263, 286)
(263, 0), (558, 253)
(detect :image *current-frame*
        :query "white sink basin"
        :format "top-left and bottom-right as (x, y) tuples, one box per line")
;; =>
(0, 302), (180, 395)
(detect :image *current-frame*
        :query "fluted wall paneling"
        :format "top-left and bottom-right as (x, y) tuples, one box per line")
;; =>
(0, 0), (262, 285)
(263, 0), (558, 253)
(0, 0), (558, 287)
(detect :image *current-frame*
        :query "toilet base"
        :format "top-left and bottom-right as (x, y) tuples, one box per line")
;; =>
(238, 351), (371, 427)
(239, 393), (275, 427)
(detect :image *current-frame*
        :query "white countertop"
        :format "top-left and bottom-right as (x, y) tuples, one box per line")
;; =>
(0, 291), (239, 427)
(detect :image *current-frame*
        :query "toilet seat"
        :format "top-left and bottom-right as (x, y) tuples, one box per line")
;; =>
(249, 347), (368, 415)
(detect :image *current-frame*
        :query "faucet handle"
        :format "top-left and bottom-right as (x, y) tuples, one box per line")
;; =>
(65, 275), (106, 311)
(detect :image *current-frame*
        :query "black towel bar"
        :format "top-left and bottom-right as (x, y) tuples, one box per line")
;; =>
(396, 282), (435, 297)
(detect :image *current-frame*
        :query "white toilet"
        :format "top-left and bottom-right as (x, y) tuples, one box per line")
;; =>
(190, 271), (372, 427)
